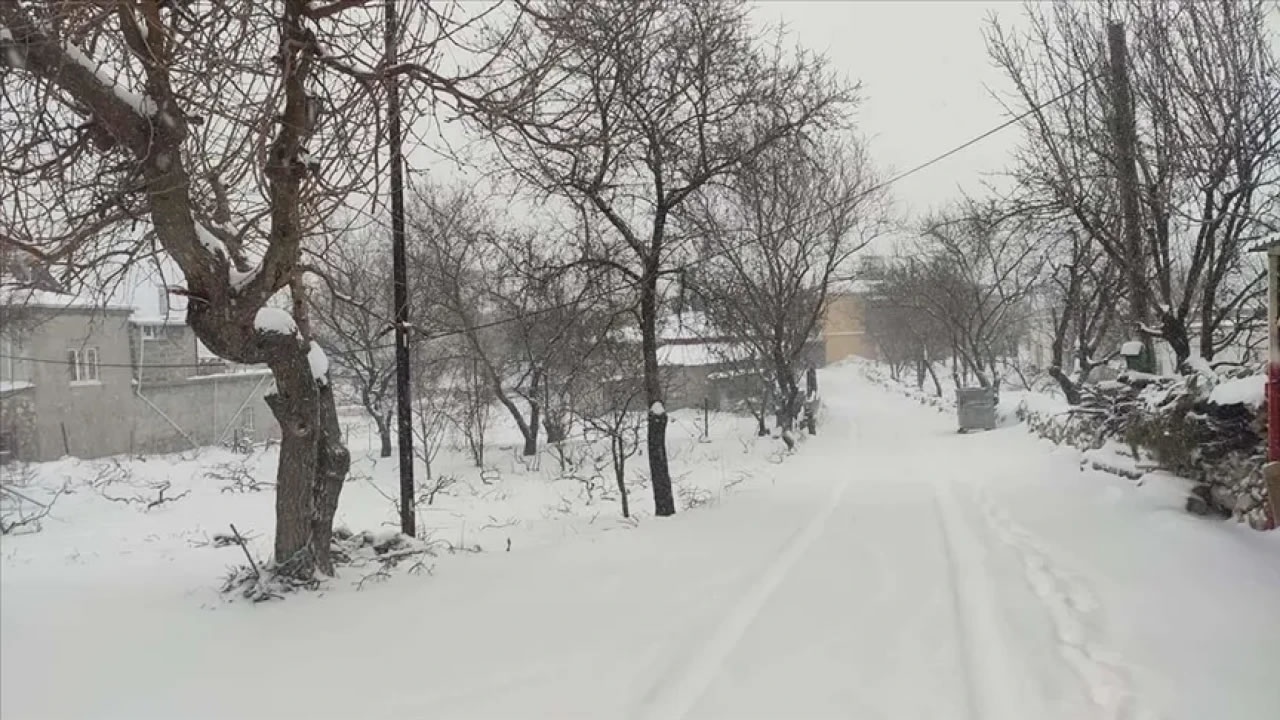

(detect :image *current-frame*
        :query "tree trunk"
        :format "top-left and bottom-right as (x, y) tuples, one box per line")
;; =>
(375, 412), (393, 458)
(613, 436), (631, 519)
(523, 404), (541, 457)
(640, 275), (675, 516)
(544, 411), (566, 445)
(264, 343), (350, 577)
(926, 363), (947, 397)
(494, 390), (537, 456)
(805, 366), (818, 436)
(1162, 310), (1191, 371)
(1049, 366), (1083, 405)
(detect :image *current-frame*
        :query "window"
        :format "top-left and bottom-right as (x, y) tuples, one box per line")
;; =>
(67, 347), (101, 383)
(141, 325), (160, 340)
(241, 406), (255, 435)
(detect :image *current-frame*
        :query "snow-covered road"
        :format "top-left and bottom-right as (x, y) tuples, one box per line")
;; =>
(4, 368), (1279, 719)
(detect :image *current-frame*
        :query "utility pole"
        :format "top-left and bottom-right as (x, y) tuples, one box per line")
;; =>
(1107, 22), (1154, 373)
(385, 0), (415, 537)
(1265, 242), (1280, 530)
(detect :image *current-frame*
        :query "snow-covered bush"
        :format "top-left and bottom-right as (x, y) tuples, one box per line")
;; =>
(1019, 370), (1272, 529)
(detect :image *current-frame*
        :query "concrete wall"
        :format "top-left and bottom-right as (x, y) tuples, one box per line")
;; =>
(1, 307), (280, 461)
(131, 372), (279, 455)
(130, 322), (198, 384)
(22, 308), (137, 460)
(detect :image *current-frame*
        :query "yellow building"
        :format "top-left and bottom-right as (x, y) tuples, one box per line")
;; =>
(822, 292), (876, 364)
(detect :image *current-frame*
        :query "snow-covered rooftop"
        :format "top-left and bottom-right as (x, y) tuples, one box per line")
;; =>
(657, 341), (748, 367)
(0, 285), (132, 312)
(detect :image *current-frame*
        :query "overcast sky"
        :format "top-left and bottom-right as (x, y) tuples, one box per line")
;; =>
(752, 0), (1024, 217)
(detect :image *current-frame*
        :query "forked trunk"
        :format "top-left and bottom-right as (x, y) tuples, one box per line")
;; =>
(264, 344), (350, 577)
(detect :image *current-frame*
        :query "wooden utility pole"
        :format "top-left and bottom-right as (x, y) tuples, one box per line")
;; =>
(385, 0), (415, 537)
(1265, 244), (1280, 530)
(1107, 22), (1154, 373)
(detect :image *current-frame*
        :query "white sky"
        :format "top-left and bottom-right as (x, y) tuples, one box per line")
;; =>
(751, 0), (1024, 217)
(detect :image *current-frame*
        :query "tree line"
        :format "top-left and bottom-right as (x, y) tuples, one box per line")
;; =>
(866, 0), (1279, 403)
(0, 0), (878, 580)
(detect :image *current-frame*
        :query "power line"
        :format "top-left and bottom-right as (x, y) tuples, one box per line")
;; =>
(1, 73), (1094, 370)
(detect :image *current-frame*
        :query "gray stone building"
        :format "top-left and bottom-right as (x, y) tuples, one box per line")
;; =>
(0, 288), (279, 463)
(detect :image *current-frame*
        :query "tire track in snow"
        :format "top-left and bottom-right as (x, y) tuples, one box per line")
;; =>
(934, 477), (1068, 720)
(633, 475), (851, 720)
(963, 482), (1156, 720)
(931, 483), (985, 720)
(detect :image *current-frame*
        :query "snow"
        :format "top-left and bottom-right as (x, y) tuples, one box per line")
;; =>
(3, 366), (1279, 719)
(1012, 389), (1072, 418)
(61, 41), (158, 116)
(650, 401), (665, 415)
(1185, 354), (1215, 378)
(194, 223), (227, 260)
(0, 285), (127, 311)
(657, 341), (742, 367)
(0, 380), (34, 393)
(229, 264), (260, 292)
(253, 307), (297, 336)
(307, 342), (329, 385)
(1209, 374), (1266, 407)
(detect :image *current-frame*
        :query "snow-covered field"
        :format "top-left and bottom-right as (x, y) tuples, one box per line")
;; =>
(3, 364), (1279, 719)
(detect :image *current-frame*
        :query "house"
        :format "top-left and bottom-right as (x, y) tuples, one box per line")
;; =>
(0, 284), (279, 463)
(604, 312), (825, 413)
(822, 291), (875, 364)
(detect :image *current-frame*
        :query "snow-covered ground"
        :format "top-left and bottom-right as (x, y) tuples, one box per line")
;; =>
(3, 365), (1279, 719)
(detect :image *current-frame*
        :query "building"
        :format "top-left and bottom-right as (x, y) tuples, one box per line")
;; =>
(0, 284), (279, 463)
(603, 311), (826, 413)
(822, 291), (875, 364)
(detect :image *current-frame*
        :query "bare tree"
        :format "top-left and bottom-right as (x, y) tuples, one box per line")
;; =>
(864, 267), (951, 397)
(1041, 222), (1124, 403)
(0, 1), (524, 578)
(987, 1), (1280, 369)
(447, 358), (493, 469)
(310, 235), (396, 456)
(575, 321), (647, 518)
(407, 187), (552, 459)
(908, 200), (1046, 389)
(410, 342), (457, 481)
(579, 385), (644, 519)
(476, 0), (853, 515)
(687, 136), (884, 436)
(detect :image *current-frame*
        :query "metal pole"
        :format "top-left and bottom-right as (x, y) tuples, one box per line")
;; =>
(385, 0), (415, 537)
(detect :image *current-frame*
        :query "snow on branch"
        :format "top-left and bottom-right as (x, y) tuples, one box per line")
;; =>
(254, 307), (299, 337)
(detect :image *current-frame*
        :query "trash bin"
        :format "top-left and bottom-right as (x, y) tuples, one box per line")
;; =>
(956, 386), (998, 433)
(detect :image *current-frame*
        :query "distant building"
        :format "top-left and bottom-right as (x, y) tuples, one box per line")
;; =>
(822, 291), (875, 364)
(0, 283), (278, 463)
(605, 311), (826, 413)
